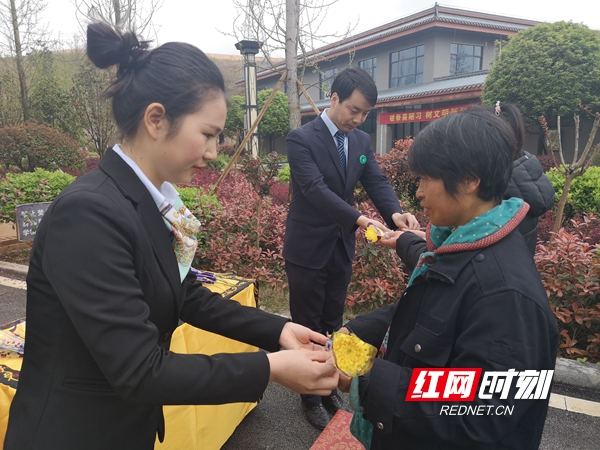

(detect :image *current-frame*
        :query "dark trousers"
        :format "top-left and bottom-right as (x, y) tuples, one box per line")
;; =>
(285, 237), (352, 406)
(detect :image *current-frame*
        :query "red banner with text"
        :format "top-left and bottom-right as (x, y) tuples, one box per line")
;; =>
(380, 104), (477, 125)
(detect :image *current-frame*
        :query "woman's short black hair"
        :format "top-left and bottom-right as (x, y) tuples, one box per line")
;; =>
(86, 23), (225, 140)
(330, 67), (378, 107)
(409, 104), (524, 204)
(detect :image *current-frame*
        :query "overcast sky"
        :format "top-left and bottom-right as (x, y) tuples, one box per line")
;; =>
(42, 0), (600, 55)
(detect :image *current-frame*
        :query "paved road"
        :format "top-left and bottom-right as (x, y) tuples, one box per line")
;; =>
(1, 281), (599, 449)
(221, 381), (600, 450)
(0, 281), (26, 325)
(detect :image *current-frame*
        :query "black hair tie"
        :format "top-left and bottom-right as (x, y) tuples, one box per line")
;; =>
(118, 35), (149, 71)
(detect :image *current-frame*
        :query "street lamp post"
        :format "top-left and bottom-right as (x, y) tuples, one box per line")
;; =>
(235, 40), (261, 157)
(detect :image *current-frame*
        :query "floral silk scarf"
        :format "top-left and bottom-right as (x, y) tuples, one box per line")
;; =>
(160, 197), (201, 282)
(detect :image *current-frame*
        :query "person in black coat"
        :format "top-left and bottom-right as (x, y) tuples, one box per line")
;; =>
(4, 23), (339, 450)
(497, 103), (556, 255)
(505, 151), (555, 254)
(337, 105), (558, 449)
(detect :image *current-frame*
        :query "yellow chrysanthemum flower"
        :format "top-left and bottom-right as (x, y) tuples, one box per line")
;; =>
(365, 224), (383, 242)
(330, 331), (377, 377)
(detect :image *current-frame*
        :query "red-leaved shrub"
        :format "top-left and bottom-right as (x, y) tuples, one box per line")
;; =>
(535, 216), (600, 362)
(270, 181), (290, 206)
(348, 201), (409, 309)
(193, 173), (288, 289)
(189, 168), (221, 191)
(537, 210), (556, 245)
(356, 139), (418, 210)
(536, 154), (558, 172)
(85, 153), (100, 173)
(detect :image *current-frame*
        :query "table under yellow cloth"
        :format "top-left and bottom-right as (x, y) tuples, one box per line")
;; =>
(0, 273), (259, 450)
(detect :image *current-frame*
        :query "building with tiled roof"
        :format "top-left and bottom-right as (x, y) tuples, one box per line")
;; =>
(251, 3), (539, 154)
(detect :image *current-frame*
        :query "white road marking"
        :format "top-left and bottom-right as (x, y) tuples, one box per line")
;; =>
(0, 275), (25, 290)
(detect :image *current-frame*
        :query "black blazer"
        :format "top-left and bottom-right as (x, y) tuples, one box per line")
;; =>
(283, 115), (402, 269)
(5, 149), (288, 450)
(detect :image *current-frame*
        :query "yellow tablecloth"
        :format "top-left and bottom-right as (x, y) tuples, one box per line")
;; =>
(0, 273), (259, 450)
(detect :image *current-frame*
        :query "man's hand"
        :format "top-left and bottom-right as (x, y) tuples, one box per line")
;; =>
(392, 212), (420, 230)
(356, 215), (390, 231)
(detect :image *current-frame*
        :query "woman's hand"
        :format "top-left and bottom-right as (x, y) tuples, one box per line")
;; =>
(379, 229), (426, 248)
(407, 229), (426, 239)
(267, 349), (339, 396)
(279, 322), (328, 350)
(379, 230), (403, 249)
(338, 372), (352, 393)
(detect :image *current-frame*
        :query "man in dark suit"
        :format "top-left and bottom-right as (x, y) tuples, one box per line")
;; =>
(283, 67), (419, 429)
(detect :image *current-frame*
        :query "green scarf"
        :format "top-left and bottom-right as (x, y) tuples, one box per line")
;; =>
(408, 198), (528, 286)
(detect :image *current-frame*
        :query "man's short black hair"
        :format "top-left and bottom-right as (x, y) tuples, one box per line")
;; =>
(330, 67), (378, 107)
(409, 106), (519, 204)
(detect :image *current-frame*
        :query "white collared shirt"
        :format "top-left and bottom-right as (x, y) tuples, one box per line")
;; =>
(321, 109), (348, 161)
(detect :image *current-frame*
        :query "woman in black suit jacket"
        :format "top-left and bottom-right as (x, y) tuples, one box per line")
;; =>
(4, 23), (338, 450)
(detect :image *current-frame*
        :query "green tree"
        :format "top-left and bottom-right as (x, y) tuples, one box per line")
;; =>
(257, 89), (290, 152)
(71, 59), (116, 157)
(0, 0), (48, 122)
(482, 22), (600, 124)
(29, 49), (84, 143)
(0, 62), (22, 126)
(224, 95), (245, 146)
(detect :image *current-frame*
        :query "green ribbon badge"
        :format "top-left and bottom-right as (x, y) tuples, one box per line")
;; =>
(359, 155), (367, 164)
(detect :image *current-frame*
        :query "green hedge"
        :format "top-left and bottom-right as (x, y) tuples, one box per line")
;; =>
(277, 165), (290, 183)
(208, 153), (231, 171)
(0, 169), (76, 223)
(547, 166), (600, 215)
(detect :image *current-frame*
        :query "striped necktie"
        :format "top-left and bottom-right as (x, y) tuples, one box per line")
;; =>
(335, 130), (348, 173)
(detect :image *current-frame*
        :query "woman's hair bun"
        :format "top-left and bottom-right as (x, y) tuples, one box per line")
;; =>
(87, 22), (149, 71)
